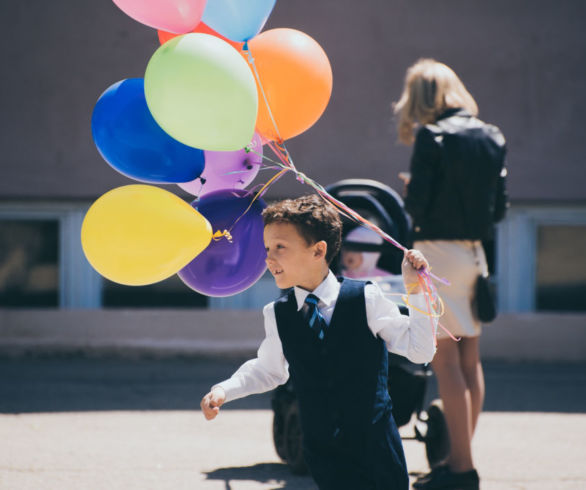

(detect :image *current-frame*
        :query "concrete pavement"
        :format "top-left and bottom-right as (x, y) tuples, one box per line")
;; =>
(1, 355), (585, 489)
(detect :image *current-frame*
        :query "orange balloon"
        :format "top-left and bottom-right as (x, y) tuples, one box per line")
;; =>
(246, 28), (333, 142)
(157, 22), (244, 51)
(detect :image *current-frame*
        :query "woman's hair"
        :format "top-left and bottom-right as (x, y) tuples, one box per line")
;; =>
(262, 194), (342, 264)
(393, 58), (478, 144)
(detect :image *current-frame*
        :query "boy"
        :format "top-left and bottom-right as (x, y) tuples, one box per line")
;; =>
(201, 195), (437, 490)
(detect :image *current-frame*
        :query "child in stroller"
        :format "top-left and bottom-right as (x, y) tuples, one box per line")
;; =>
(271, 179), (449, 474)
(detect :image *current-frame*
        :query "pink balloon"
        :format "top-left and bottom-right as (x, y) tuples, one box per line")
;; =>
(112, 0), (207, 34)
(179, 133), (263, 196)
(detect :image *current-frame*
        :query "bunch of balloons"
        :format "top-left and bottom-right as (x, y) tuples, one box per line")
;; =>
(82, 0), (333, 296)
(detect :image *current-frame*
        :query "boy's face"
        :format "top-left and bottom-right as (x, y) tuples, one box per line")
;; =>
(264, 222), (326, 290)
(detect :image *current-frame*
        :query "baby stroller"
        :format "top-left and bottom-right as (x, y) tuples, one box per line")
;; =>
(271, 179), (449, 474)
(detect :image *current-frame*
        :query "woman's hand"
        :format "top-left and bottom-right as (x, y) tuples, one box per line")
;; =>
(398, 171), (411, 197)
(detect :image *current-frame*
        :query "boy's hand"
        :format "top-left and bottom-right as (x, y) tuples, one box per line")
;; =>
(200, 387), (226, 420)
(402, 249), (429, 294)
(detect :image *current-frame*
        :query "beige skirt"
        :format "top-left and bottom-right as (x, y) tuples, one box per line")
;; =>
(414, 240), (488, 339)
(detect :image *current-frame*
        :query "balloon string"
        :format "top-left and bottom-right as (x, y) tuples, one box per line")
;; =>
(243, 42), (285, 145)
(403, 278), (457, 342)
(248, 148), (445, 329)
(267, 141), (298, 174)
(243, 38), (409, 254)
(378, 290), (450, 345)
(243, 42), (302, 182)
(253, 168), (289, 200)
(251, 144), (448, 283)
(212, 230), (233, 242)
(244, 182), (270, 196)
(403, 277), (443, 346)
(241, 41), (447, 331)
(263, 159), (446, 327)
(255, 132), (418, 270)
(225, 169), (289, 235)
(239, 142), (446, 331)
(402, 282), (444, 319)
(221, 167), (261, 176)
(252, 144), (410, 253)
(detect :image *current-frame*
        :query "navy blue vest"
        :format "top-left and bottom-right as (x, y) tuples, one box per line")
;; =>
(274, 278), (392, 451)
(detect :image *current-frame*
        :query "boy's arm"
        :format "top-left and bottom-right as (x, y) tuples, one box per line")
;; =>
(365, 282), (437, 364)
(201, 303), (289, 419)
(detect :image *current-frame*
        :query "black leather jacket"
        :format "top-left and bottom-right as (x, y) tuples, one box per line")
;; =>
(404, 109), (508, 241)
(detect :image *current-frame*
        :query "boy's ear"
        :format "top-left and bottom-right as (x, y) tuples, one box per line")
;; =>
(313, 240), (327, 260)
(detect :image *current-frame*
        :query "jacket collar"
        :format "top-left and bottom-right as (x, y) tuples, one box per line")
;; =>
(436, 108), (471, 121)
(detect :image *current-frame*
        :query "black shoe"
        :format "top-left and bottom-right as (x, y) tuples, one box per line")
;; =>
(413, 465), (449, 487)
(412, 466), (479, 490)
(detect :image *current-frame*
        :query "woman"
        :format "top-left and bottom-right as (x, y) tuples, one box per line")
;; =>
(393, 59), (508, 490)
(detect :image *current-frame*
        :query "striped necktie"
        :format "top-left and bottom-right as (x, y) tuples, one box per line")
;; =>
(302, 294), (327, 340)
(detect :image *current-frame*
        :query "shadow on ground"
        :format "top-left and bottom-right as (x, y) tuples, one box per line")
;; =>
(204, 462), (316, 490)
(0, 354), (584, 414)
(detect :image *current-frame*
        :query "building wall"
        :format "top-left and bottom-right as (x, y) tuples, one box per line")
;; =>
(1, 1), (585, 361)
(0, 0), (585, 201)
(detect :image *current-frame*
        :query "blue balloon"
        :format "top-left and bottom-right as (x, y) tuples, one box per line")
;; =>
(202, 0), (276, 42)
(91, 79), (205, 184)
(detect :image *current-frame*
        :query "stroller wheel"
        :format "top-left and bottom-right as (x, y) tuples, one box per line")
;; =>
(272, 410), (288, 461)
(424, 399), (450, 469)
(283, 402), (309, 475)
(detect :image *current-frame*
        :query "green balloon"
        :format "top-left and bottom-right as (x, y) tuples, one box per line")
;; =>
(144, 33), (258, 151)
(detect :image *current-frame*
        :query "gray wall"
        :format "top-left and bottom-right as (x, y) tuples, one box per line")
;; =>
(1, 0), (585, 201)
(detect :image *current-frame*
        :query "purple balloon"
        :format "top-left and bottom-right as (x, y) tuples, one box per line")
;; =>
(178, 189), (267, 297)
(178, 133), (263, 196)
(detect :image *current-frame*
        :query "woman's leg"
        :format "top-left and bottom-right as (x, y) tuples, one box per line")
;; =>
(432, 338), (474, 473)
(459, 336), (485, 435)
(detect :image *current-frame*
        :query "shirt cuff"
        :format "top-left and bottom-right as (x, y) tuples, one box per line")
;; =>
(211, 379), (243, 404)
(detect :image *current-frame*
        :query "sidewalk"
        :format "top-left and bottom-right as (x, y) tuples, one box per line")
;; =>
(1, 355), (585, 489)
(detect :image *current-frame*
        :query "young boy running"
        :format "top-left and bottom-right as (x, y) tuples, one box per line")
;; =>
(201, 194), (437, 490)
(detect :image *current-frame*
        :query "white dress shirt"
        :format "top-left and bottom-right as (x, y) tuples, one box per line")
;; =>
(214, 271), (437, 402)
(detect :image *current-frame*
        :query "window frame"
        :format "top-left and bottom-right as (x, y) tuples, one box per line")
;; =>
(0, 202), (102, 308)
(5, 202), (585, 313)
(497, 204), (586, 312)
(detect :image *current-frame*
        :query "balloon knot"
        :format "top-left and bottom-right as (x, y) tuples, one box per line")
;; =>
(213, 230), (233, 243)
(242, 42), (254, 64)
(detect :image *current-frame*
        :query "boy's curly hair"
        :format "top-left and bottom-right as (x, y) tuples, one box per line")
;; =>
(262, 194), (342, 264)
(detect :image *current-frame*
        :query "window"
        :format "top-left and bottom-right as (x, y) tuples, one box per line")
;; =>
(497, 205), (586, 313)
(0, 220), (59, 307)
(536, 225), (586, 312)
(0, 203), (211, 309)
(102, 275), (208, 308)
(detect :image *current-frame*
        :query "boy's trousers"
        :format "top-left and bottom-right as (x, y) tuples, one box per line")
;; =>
(274, 279), (410, 490)
(303, 408), (408, 490)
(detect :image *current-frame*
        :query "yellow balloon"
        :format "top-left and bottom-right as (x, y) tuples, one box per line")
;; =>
(81, 185), (212, 285)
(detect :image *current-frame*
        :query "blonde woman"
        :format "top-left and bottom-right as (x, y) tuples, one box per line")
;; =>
(394, 59), (508, 490)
